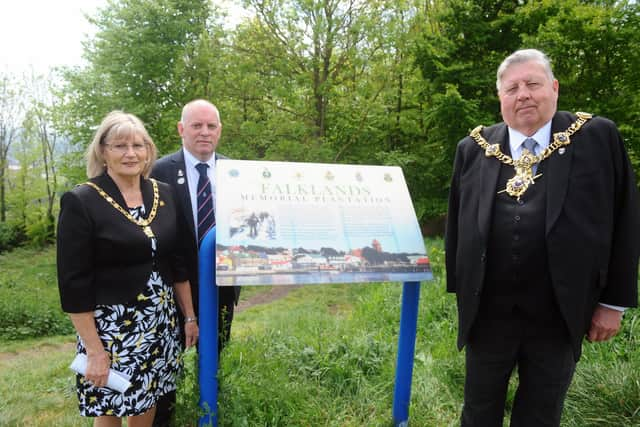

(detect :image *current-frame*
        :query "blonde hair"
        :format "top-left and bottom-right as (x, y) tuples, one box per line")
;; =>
(85, 111), (158, 178)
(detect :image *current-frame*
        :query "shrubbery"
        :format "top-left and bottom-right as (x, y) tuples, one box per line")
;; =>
(25, 216), (56, 248)
(0, 222), (26, 253)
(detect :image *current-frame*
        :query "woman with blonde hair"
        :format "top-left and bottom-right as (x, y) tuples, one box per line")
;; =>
(57, 111), (198, 426)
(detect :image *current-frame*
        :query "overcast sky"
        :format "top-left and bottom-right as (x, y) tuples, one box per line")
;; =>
(0, 1), (249, 76)
(0, 0), (107, 74)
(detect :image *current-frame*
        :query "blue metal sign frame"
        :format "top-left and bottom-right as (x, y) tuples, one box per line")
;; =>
(198, 228), (421, 426)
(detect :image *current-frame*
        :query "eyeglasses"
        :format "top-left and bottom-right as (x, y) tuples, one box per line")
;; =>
(105, 142), (148, 154)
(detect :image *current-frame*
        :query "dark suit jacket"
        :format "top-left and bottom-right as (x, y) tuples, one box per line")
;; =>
(445, 111), (640, 359)
(57, 173), (188, 313)
(151, 149), (240, 313)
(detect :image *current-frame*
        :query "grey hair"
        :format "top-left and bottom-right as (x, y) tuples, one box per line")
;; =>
(496, 49), (555, 92)
(86, 111), (157, 178)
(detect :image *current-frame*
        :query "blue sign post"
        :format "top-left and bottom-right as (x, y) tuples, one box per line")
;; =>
(197, 229), (423, 427)
(198, 228), (219, 427)
(392, 281), (421, 426)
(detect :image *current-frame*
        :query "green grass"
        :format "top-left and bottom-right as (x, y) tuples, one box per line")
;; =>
(206, 244), (466, 426)
(1, 241), (639, 426)
(0, 246), (73, 340)
(218, 284), (400, 426)
(0, 334), (91, 427)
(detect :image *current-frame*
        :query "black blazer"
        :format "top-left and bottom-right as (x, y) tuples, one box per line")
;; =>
(445, 111), (640, 359)
(57, 173), (188, 313)
(151, 149), (240, 312)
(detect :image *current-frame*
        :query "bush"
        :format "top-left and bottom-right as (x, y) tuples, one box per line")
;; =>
(26, 216), (55, 248)
(0, 222), (26, 253)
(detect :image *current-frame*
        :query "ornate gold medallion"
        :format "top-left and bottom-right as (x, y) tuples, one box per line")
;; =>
(470, 112), (592, 200)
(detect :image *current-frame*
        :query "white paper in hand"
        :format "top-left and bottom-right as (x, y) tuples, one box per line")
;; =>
(69, 353), (132, 393)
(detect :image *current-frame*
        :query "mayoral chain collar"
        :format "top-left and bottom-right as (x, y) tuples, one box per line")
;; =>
(470, 112), (592, 201)
(84, 178), (160, 238)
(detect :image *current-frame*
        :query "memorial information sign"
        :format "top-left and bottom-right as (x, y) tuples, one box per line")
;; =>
(215, 160), (432, 286)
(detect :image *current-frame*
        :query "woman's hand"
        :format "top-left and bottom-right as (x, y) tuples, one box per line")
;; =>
(85, 349), (111, 388)
(68, 312), (110, 388)
(185, 320), (199, 348)
(173, 280), (199, 348)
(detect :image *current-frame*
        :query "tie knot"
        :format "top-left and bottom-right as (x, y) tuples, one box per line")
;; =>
(523, 138), (538, 154)
(195, 163), (209, 177)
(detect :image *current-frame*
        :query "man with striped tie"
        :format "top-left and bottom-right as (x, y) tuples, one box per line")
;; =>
(151, 99), (240, 426)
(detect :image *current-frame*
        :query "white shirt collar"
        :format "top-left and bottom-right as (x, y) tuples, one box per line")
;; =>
(182, 148), (215, 171)
(182, 148), (216, 231)
(508, 120), (552, 158)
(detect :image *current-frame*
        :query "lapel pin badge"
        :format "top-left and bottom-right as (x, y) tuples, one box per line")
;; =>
(177, 169), (185, 184)
(559, 148), (566, 155)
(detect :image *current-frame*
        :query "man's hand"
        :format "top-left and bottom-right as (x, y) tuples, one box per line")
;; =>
(587, 305), (623, 342)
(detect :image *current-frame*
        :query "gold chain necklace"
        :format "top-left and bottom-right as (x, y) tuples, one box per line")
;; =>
(470, 112), (592, 200)
(84, 179), (160, 238)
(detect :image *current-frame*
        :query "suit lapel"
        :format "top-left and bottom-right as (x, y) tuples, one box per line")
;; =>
(171, 151), (197, 237)
(477, 124), (506, 243)
(545, 113), (574, 235)
(95, 173), (127, 208)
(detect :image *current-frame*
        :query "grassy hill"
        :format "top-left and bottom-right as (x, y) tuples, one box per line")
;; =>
(1, 242), (638, 426)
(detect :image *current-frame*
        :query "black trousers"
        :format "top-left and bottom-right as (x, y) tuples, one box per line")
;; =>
(152, 300), (235, 427)
(461, 305), (576, 427)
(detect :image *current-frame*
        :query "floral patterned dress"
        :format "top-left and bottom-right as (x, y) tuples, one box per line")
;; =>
(75, 206), (182, 417)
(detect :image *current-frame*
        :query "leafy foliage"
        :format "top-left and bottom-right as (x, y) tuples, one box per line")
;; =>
(56, 0), (214, 160)
(520, 0), (640, 171)
(10, 0), (638, 234)
(0, 221), (26, 253)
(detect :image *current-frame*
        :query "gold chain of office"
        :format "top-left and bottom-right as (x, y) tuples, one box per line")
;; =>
(84, 179), (160, 238)
(469, 112), (592, 200)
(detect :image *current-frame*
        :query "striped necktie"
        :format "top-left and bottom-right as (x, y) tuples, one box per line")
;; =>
(195, 163), (215, 245)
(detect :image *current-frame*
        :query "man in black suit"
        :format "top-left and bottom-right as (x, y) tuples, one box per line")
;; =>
(151, 99), (240, 426)
(445, 49), (639, 426)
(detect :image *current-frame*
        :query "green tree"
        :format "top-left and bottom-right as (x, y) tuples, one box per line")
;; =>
(520, 0), (640, 173)
(216, 17), (315, 160)
(413, 0), (640, 223)
(414, 0), (524, 123)
(0, 73), (24, 222)
(21, 71), (62, 245)
(8, 118), (43, 246)
(411, 0), (522, 220)
(56, 0), (215, 168)
(229, 0), (387, 161)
